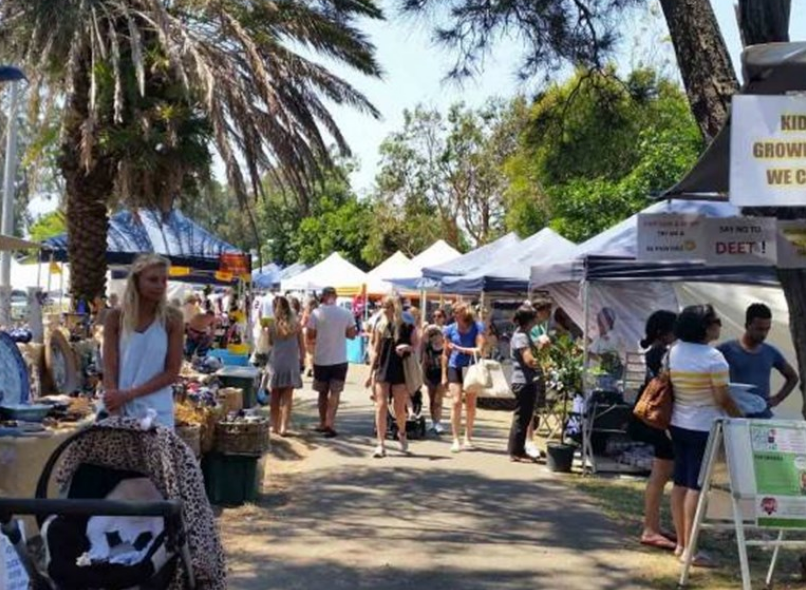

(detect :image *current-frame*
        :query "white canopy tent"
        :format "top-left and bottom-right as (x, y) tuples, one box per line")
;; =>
(280, 252), (367, 294)
(365, 251), (419, 295)
(409, 240), (461, 272)
(530, 199), (800, 419)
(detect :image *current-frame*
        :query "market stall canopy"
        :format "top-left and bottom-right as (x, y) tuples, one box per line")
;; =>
(530, 199), (738, 288)
(42, 209), (243, 272)
(423, 232), (521, 281)
(409, 240), (462, 271)
(664, 42), (806, 200)
(278, 262), (307, 283)
(385, 240), (462, 291)
(366, 251), (419, 295)
(252, 263), (282, 290)
(442, 228), (576, 293)
(280, 252), (367, 293)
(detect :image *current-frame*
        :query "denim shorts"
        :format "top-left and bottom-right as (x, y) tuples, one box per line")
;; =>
(669, 425), (710, 490)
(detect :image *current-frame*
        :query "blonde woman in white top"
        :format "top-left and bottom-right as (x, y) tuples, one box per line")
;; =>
(668, 304), (741, 568)
(102, 254), (184, 428)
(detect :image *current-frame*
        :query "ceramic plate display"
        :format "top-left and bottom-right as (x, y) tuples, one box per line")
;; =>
(45, 330), (79, 395)
(0, 331), (30, 405)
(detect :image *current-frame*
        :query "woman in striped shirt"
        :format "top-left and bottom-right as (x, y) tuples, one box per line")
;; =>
(669, 304), (742, 568)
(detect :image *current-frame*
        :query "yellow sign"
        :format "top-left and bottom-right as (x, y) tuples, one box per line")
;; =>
(169, 266), (191, 277)
(49, 261), (61, 275)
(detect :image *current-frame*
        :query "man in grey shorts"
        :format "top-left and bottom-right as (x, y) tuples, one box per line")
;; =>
(306, 287), (357, 437)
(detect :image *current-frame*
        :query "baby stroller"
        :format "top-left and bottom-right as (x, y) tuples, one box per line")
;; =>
(0, 418), (226, 590)
(387, 388), (427, 440)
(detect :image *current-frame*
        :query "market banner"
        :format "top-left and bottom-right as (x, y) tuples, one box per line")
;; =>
(777, 220), (806, 269)
(703, 216), (777, 266)
(636, 213), (706, 261)
(219, 253), (250, 275)
(731, 95), (806, 207)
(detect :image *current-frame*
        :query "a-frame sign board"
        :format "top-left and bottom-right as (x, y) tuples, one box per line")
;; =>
(681, 419), (806, 589)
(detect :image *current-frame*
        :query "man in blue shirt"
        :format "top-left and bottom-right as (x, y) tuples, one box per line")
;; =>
(717, 303), (799, 418)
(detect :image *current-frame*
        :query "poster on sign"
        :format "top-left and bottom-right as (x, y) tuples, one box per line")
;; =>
(731, 95), (806, 207)
(704, 217), (777, 266)
(636, 213), (706, 261)
(777, 220), (806, 269)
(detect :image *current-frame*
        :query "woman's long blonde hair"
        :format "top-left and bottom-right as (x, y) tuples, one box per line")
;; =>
(376, 295), (404, 341)
(274, 295), (299, 338)
(120, 254), (171, 337)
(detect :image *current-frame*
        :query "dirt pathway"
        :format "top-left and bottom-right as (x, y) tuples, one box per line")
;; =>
(218, 365), (668, 590)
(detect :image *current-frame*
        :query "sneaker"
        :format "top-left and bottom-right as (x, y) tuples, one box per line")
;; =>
(372, 445), (386, 458)
(323, 427), (338, 438)
(525, 442), (540, 460)
(462, 439), (475, 451)
(399, 436), (409, 454)
(450, 439), (462, 453)
(434, 422), (445, 435)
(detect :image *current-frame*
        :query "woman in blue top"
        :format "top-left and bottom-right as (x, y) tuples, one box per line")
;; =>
(443, 301), (487, 453)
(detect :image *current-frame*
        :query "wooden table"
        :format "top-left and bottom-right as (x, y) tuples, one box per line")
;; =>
(0, 419), (91, 532)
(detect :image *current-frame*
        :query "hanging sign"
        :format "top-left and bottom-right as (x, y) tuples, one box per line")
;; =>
(219, 253), (250, 275)
(731, 95), (806, 207)
(777, 220), (806, 269)
(703, 216), (777, 266)
(636, 213), (706, 261)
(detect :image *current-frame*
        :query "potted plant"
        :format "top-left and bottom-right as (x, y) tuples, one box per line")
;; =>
(539, 334), (583, 472)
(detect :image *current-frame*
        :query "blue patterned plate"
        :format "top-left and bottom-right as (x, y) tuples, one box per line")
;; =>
(0, 331), (30, 405)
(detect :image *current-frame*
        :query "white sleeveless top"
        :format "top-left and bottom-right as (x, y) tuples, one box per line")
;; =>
(119, 320), (174, 428)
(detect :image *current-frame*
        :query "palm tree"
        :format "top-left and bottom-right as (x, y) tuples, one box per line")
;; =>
(0, 1), (383, 302)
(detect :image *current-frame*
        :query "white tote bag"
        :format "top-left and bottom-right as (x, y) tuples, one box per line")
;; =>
(463, 353), (491, 394)
(477, 359), (514, 399)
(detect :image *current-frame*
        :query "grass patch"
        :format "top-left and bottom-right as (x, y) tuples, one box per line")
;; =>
(558, 473), (806, 589)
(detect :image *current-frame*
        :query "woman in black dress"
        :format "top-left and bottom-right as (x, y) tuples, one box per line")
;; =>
(629, 309), (678, 551)
(367, 296), (418, 458)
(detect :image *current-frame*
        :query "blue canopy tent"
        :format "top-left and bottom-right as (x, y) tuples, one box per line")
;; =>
(441, 228), (576, 293)
(252, 263), (282, 290)
(42, 209), (247, 284)
(423, 232), (521, 281)
(252, 261), (308, 290)
(390, 232), (522, 292)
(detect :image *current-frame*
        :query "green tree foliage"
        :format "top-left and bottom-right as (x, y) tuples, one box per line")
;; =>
(186, 160), (373, 269)
(28, 210), (66, 242)
(506, 68), (703, 242)
(371, 99), (525, 254)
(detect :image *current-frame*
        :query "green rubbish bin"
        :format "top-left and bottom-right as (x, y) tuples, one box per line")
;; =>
(201, 452), (263, 506)
(216, 366), (261, 408)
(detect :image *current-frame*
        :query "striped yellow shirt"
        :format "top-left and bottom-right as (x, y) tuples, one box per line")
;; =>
(669, 342), (729, 432)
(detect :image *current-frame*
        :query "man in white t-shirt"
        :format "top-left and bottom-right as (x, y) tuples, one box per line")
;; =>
(307, 286), (357, 437)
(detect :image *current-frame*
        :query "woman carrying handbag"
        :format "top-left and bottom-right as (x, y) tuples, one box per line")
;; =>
(443, 302), (487, 453)
(365, 296), (419, 458)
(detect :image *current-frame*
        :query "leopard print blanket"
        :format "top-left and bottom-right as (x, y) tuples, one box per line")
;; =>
(54, 417), (226, 589)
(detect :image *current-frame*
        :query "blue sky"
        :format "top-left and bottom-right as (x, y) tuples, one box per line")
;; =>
(333, 0), (806, 195)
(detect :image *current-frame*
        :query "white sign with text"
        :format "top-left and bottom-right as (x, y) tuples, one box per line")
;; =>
(636, 213), (706, 261)
(704, 217), (777, 266)
(731, 95), (806, 207)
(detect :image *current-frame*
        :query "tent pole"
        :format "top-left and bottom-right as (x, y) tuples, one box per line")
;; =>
(581, 279), (592, 473)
